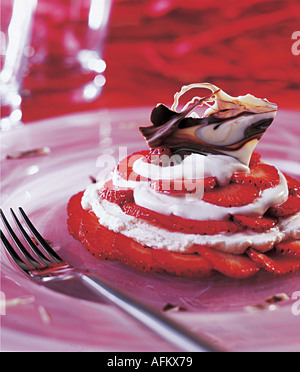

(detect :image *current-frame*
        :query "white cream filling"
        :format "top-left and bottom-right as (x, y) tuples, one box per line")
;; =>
(128, 153), (289, 221)
(132, 153), (249, 185)
(81, 187), (300, 255)
(112, 163), (289, 221)
(132, 170), (288, 221)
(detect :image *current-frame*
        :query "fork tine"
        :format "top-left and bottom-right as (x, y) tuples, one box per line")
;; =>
(9, 208), (53, 266)
(18, 207), (62, 263)
(0, 209), (40, 268)
(0, 229), (31, 275)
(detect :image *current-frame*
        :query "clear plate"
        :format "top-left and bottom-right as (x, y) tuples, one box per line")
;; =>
(1, 107), (300, 351)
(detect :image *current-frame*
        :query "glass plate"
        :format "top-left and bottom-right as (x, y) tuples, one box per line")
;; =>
(1, 107), (300, 351)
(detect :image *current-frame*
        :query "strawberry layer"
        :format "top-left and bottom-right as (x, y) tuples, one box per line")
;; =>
(81, 182), (300, 255)
(81, 151), (300, 254)
(113, 152), (290, 222)
(96, 174), (299, 236)
(68, 192), (300, 279)
(131, 168), (288, 222)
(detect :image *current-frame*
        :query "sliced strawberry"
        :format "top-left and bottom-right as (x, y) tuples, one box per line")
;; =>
(274, 240), (300, 258)
(145, 146), (173, 166)
(170, 216), (242, 235)
(122, 203), (242, 234)
(202, 183), (260, 207)
(99, 179), (134, 207)
(117, 150), (149, 182)
(67, 192), (118, 259)
(67, 190), (299, 279)
(247, 248), (300, 275)
(114, 233), (157, 272)
(197, 246), (260, 279)
(121, 203), (152, 219)
(115, 234), (213, 277)
(122, 203), (173, 229)
(249, 152), (261, 168)
(203, 177), (218, 191)
(267, 196), (300, 218)
(152, 250), (213, 278)
(232, 215), (277, 232)
(67, 191), (85, 238)
(78, 210), (118, 259)
(67, 193), (213, 277)
(284, 174), (300, 197)
(150, 177), (217, 195)
(232, 163), (280, 190)
(121, 202), (175, 232)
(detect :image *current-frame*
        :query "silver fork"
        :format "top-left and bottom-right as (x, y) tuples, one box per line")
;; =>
(0, 207), (221, 352)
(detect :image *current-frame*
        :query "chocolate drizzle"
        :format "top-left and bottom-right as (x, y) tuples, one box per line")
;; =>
(139, 83), (278, 165)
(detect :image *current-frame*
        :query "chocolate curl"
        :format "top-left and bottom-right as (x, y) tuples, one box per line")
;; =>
(139, 91), (218, 149)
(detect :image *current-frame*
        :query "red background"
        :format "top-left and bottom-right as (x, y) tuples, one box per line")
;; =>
(22, 0), (300, 122)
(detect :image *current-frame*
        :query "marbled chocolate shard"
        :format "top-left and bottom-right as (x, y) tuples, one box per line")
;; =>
(139, 83), (278, 166)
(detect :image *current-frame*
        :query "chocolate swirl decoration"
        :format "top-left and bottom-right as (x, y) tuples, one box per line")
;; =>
(139, 83), (278, 165)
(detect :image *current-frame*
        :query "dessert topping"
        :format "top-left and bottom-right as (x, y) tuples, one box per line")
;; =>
(139, 83), (278, 166)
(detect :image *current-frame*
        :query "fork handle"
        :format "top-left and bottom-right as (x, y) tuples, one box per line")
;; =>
(79, 272), (220, 352)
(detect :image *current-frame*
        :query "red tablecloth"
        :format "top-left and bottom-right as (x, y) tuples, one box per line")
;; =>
(22, 0), (300, 122)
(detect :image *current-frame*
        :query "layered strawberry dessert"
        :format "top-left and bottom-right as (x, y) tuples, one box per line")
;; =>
(67, 83), (300, 279)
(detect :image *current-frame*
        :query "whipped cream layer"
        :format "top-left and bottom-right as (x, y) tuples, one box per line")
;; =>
(115, 153), (289, 221)
(132, 169), (288, 221)
(81, 183), (300, 254)
(132, 153), (248, 185)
